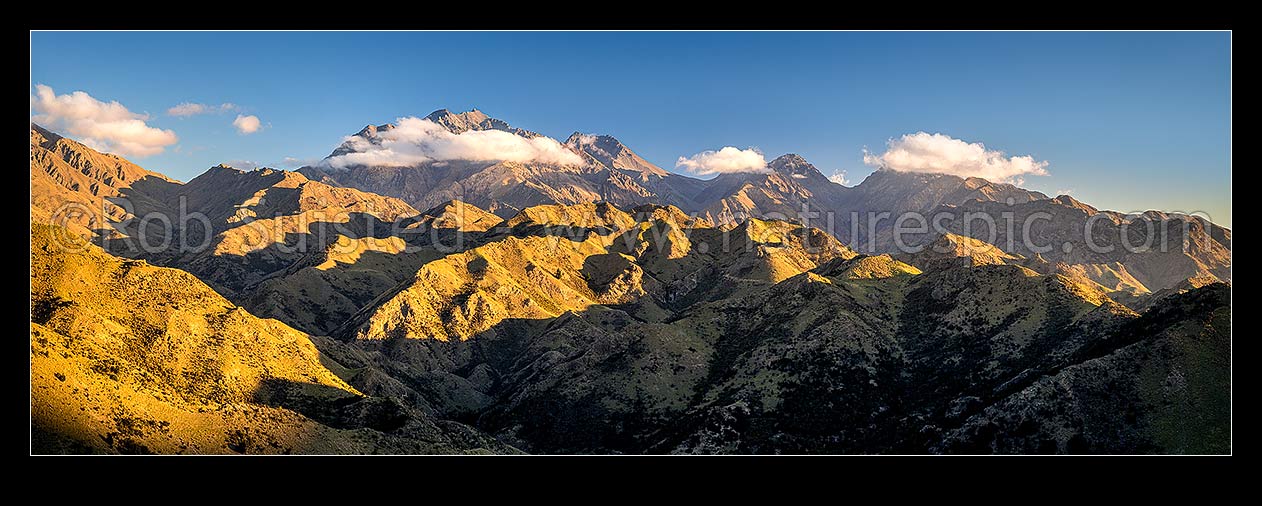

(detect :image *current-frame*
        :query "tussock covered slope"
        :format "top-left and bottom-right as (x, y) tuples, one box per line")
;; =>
(30, 223), (514, 454)
(341, 202), (856, 343)
(321, 204), (1227, 453)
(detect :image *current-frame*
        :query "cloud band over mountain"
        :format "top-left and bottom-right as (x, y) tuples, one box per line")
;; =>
(322, 116), (584, 169)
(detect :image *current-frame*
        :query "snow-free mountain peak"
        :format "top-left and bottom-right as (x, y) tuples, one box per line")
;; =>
(565, 132), (669, 177)
(424, 108), (538, 137)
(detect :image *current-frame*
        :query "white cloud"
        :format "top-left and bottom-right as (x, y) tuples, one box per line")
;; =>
(168, 102), (239, 117)
(322, 116), (584, 169)
(233, 114), (262, 134)
(675, 147), (768, 176)
(1055, 188), (1074, 196)
(30, 84), (178, 158)
(224, 160), (260, 170)
(167, 103), (207, 116)
(828, 170), (850, 186)
(862, 132), (1048, 184)
(280, 156), (320, 168)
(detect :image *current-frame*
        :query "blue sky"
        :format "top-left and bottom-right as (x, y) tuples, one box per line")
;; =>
(30, 31), (1231, 226)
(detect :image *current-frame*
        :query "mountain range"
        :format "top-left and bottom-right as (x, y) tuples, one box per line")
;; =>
(28, 110), (1231, 454)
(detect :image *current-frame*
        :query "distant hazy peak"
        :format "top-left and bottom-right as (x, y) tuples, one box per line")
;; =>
(564, 131), (610, 146)
(864, 166), (938, 182)
(1050, 194), (1099, 214)
(423, 108), (538, 138)
(566, 132), (668, 177)
(565, 132), (627, 156)
(771, 153), (809, 165)
(354, 123), (396, 138)
(325, 124), (392, 159)
(426, 107), (488, 122)
(862, 166), (1048, 196)
(768, 153), (825, 179)
(425, 108), (487, 129)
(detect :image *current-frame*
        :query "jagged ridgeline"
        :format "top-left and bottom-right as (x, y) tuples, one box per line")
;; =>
(29, 113), (1230, 454)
